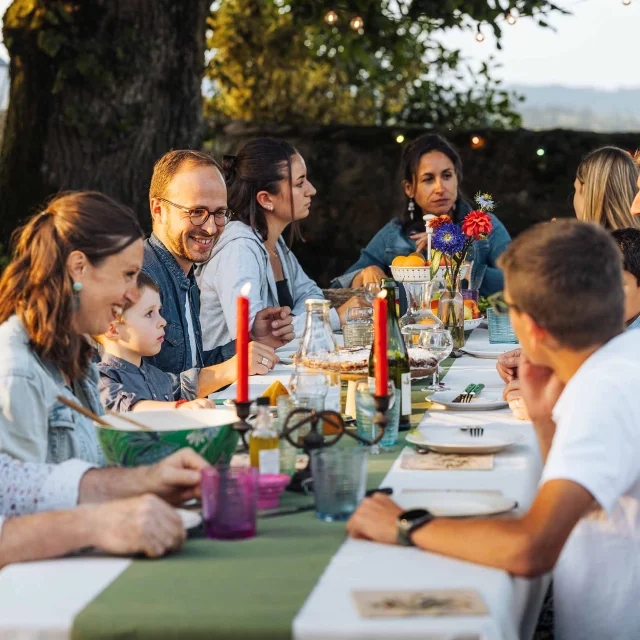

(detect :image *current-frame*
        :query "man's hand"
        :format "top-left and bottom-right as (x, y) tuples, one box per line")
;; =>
(519, 355), (564, 424)
(352, 266), (386, 288)
(337, 296), (371, 326)
(141, 448), (210, 505)
(346, 493), (404, 545)
(252, 306), (295, 348)
(89, 495), (186, 558)
(248, 342), (278, 375)
(496, 348), (522, 383)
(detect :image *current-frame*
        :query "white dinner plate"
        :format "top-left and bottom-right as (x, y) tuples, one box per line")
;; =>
(222, 399), (278, 415)
(176, 508), (202, 530)
(464, 317), (485, 331)
(428, 390), (508, 411)
(406, 427), (522, 454)
(396, 489), (517, 517)
(461, 344), (520, 359)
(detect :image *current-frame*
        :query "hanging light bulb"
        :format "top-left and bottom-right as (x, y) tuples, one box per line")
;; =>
(475, 25), (485, 42)
(350, 16), (364, 30)
(324, 10), (338, 24)
(506, 11), (517, 24)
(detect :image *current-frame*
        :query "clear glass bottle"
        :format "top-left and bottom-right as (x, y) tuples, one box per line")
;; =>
(249, 397), (280, 474)
(368, 279), (412, 431)
(438, 275), (465, 350)
(296, 299), (341, 414)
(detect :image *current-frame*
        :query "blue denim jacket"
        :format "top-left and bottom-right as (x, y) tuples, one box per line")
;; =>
(331, 199), (511, 297)
(142, 234), (236, 376)
(0, 315), (106, 465)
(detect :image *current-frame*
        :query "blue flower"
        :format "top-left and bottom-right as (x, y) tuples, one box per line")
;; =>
(432, 223), (466, 256)
(475, 192), (495, 211)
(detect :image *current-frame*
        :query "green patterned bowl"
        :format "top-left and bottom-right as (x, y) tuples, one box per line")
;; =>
(96, 409), (240, 467)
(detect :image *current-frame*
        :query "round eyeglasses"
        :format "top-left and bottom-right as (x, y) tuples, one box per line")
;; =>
(156, 197), (233, 227)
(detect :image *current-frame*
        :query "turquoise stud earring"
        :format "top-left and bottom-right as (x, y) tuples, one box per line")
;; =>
(72, 282), (83, 293)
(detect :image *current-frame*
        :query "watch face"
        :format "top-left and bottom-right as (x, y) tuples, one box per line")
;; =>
(400, 509), (430, 525)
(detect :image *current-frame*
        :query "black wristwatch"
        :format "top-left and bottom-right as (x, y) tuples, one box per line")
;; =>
(397, 508), (435, 546)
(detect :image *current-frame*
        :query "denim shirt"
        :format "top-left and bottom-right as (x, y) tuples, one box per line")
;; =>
(142, 234), (236, 376)
(98, 353), (199, 411)
(331, 199), (511, 297)
(0, 315), (106, 466)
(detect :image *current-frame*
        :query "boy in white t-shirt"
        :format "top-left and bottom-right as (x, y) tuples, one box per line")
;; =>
(346, 219), (640, 640)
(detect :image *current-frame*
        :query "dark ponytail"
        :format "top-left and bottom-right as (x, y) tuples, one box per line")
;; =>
(224, 137), (302, 246)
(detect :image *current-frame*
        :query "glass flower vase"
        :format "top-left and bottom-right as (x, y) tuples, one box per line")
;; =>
(437, 278), (465, 350)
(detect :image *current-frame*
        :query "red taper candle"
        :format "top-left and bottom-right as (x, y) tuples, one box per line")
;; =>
(236, 283), (251, 403)
(373, 290), (388, 397)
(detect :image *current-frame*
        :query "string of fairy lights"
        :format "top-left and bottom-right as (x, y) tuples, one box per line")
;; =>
(323, 0), (634, 44)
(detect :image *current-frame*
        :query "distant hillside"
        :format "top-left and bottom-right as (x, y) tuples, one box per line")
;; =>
(512, 84), (640, 132)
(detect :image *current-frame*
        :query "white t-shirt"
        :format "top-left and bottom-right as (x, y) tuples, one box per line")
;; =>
(184, 295), (198, 368)
(541, 331), (640, 640)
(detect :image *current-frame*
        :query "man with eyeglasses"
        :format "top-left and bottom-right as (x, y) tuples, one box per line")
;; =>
(142, 150), (294, 391)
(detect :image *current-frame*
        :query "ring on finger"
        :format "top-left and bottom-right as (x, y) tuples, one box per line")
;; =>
(261, 357), (270, 367)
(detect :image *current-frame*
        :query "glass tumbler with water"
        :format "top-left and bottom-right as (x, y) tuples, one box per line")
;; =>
(310, 448), (368, 522)
(355, 379), (398, 452)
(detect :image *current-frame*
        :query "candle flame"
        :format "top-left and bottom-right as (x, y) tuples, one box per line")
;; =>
(240, 282), (251, 297)
(377, 289), (388, 299)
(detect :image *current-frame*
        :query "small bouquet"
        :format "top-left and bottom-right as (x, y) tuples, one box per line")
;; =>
(428, 193), (494, 286)
(428, 194), (495, 348)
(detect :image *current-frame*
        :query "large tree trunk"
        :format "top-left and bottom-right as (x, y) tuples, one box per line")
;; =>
(0, 0), (209, 239)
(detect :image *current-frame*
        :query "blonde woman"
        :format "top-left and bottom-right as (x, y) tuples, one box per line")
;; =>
(501, 147), (639, 420)
(573, 146), (639, 229)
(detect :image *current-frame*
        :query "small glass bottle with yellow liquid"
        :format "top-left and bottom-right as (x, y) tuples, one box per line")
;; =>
(249, 397), (280, 474)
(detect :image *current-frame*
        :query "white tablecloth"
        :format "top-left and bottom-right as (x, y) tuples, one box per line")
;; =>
(0, 329), (548, 640)
(293, 329), (548, 640)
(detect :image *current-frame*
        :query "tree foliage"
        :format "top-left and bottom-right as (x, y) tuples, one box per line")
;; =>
(206, 0), (567, 129)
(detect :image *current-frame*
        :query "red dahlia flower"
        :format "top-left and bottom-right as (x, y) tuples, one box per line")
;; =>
(462, 211), (493, 239)
(428, 215), (453, 230)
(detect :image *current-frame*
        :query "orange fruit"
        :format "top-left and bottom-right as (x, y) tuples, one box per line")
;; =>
(261, 380), (289, 407)
(403, 255), (426, 267)
(392, 255), (408, 267)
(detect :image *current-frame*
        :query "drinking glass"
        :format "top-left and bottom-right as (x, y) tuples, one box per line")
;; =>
(343, 306), (373, 347)
(310, 448), (368, 522)
(364, 281), (382, 304)
(346, 307), (373, 324)
(355, 380), (398, 453)
(418, 327), (453, 391)
(201, 466), (258, 540)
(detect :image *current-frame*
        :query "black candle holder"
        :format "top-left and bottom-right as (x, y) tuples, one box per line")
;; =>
(232, 400), (253, 451)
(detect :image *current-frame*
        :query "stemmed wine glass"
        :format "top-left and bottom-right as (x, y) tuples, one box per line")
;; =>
(417, 327), (454, 391)
(364, 281), (382, 304)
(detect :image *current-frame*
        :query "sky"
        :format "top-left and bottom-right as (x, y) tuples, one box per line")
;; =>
(0, 0), (638, 91)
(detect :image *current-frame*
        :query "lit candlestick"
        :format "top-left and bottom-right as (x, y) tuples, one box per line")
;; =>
(236, 282), (251, 403)
(374, 290), (388, 397)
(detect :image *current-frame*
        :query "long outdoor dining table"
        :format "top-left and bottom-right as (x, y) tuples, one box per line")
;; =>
(0, 328), (549, 640)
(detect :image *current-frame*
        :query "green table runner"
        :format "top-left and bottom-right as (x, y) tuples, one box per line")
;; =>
(71, 373), (448, 639)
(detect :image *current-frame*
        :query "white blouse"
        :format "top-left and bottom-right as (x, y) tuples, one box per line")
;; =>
(0, 454), (94, 539)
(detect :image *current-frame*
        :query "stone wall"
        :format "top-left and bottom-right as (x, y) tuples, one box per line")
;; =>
(213, 123), (637, 286)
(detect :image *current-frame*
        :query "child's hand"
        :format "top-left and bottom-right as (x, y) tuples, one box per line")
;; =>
(177, 398), (216, 410)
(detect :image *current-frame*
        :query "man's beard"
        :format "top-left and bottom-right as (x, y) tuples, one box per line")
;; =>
(166, 219), (215, 265)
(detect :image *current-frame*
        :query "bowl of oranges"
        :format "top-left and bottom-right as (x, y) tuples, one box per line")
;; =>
(390, 253), (432, 282)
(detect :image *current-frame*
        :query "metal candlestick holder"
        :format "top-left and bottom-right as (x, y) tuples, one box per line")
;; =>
(232, 400), (253, 451)
(281, 392), (391, 492)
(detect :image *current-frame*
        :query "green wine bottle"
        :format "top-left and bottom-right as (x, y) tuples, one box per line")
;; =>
(369, 278), (412, 430)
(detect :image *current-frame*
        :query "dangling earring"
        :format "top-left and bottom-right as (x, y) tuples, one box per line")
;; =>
(72, 281), (83, 311)
(407, 199), (415, 220)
